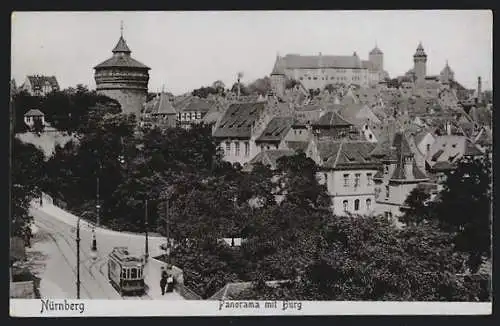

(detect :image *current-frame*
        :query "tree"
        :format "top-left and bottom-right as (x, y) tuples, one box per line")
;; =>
(285, 78), (300, 90)
(32, 118), (45, 134)
(399, 186), (433, 226)
(234, 216), (481, 301)
(433, 154), (492, 273)
(12, 138), (46, 241)
(247, 77), (272, 95)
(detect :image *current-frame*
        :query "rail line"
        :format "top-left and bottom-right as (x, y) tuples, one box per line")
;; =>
(34, 216), (115, 299)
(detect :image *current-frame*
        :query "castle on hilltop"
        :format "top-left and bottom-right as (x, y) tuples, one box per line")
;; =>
(269, 45), (390, 96)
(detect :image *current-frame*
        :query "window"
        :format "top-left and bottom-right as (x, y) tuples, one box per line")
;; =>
(343, 174), (349, 187)
(354, 199), (360, 211)
(313, 77), (318, 80)
(354, 173), (361, 188)
(196, 112), (202, 119)
(121, 268), (126, 279)
(131, 268), (138, 279)
(367, 173), (373, 186)
(225, 142), (231, 153)
(244, 142), (250, 157)
(365, 125), (369, 130)
(384, 165), (389, 174)
(385, 185), (390, 198)
(426, 144), (431, 152)
(266, 146), (270, 150)
(181, 113), (186, 120)
(235, 142), (240, 156)
(366, 199), (372, 211)
(343, 200), (348, 211)
(369, 134), (373, 140)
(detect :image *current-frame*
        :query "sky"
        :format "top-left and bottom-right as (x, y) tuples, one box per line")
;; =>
(11, 10), (492, 95)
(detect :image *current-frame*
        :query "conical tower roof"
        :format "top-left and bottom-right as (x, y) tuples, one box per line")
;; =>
(414, 42), (427, 57)
(440, 60), (454, 75)
(370, 45), (383, 55)
(271, 55), (286, 75)
(112, 36), (131, 54)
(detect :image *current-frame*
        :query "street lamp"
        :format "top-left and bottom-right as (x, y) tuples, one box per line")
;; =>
(76, 213), (81, 299)
(91, 162), (101, 252)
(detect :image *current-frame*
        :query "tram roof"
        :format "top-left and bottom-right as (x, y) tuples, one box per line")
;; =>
(109, 247), (144, 265)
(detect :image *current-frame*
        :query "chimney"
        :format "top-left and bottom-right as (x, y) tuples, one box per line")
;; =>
(404, 156), (414, 180)
(477, 76), (482, 103)
(446, 121), (452, 135)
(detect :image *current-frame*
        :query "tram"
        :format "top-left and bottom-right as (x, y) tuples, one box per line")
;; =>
(108, 247), (146, 296)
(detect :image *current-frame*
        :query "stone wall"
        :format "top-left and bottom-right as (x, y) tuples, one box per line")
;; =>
(98, 89), (146, 117)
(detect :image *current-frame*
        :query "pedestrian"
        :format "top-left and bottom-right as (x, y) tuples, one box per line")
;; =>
(160, 266), (168, 295)
(39, 195), (43, 207)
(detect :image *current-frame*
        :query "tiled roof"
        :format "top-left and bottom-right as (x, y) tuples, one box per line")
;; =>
(431, 161), (455, 171)
(27, 75), (59, 90)
(317, 141), (378, 169)
(391, 160), (428, 180)
(313, 111), (353, 127)
(150, 92), (176, 115)
(271, 56), (286, 75)
(94, 55), (150, 69)
(24, 109), (44, 116)
(282, 54), (363, 69)
(370, 46), (383, 55)
(285, 140), (309, 152)
(475, 127), (492, 146)
(389, 131), (428, 181)
(414, 129), (431, 145)
(175, 97), (215, 113)
(212, 102), (266, 139)
(247, 149), (296, 170)
(338, 103), (381, 126)
(95, 37), (149, 69)
(427, 135), (483, 168)
(112, 36), (131, 53)
(256, 117), (294, 143)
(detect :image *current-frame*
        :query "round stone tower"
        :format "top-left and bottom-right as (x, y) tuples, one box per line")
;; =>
(94, 27), (150, 117)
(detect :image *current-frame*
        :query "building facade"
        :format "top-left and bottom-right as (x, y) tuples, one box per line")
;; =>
(94, 29), (150, 117)
(21, 75), (60, 96)
(307, 139), (379, 216)
(270, 47), (389, 92)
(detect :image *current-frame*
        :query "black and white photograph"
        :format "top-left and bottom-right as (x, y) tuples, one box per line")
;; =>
(9, 10), (492, 316)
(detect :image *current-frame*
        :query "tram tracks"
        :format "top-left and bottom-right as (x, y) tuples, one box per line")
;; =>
(34, 216), (116, 299)
(34, 210), (151, 300)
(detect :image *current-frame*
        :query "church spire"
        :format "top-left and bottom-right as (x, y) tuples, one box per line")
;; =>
(112, 21), (131, 54)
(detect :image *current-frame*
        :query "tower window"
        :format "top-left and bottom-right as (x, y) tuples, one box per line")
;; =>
(244, 142), (250, 157)
(343, 174), (349, 187)
(354, 199), (360, 211)
(366, 199), (372, 210)
(225, 142), (231, 153)
(367, 173), (373, 186)
(235, 142), (240, 156)
(343, 200), (348, 211)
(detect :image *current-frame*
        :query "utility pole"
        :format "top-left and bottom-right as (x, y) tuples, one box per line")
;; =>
(76, 215), (81, 299)
(91, 165), (100, 252)
(165, 198), (170, 265)
(144, 199), (149, 261)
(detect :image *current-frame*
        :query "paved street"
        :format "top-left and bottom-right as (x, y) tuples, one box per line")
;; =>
(30, 199), (184, 300)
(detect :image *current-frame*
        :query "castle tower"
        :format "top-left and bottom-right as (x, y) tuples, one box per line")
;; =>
(440, 60), (455, 84)
(270, 53), (286, 98)
(369, 44), (384, 71)
(94, 22), (150, 117)
(413, 42), (427, 86)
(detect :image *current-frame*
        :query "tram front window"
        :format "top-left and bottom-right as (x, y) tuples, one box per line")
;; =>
(121, 269), (126, 279)
(131, 268), (138, 279)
